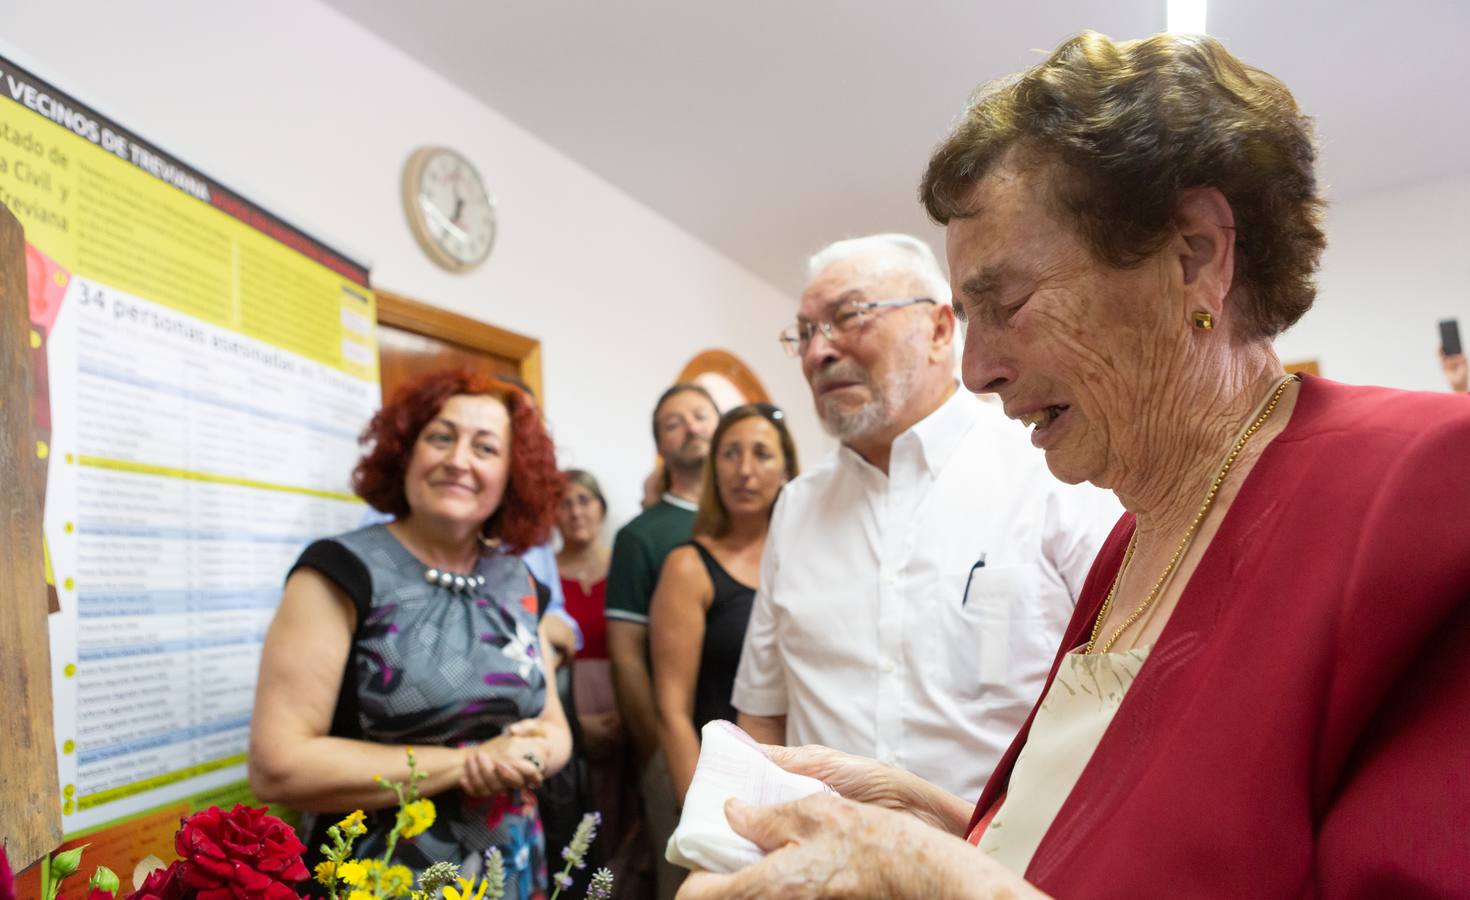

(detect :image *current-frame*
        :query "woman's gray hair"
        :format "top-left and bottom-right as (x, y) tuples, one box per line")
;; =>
(806, 233), (952, 307)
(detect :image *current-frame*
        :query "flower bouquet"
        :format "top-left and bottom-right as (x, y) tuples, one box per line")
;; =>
(311, 749), (611, 900)
(25, 747), (618, 900)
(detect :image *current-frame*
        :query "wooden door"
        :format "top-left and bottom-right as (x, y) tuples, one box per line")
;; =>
(375, 290), (544, 406)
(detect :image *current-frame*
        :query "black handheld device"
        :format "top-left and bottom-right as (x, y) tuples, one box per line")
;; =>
(1440, 319), (1462, 356)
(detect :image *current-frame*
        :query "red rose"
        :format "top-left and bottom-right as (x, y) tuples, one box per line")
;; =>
(173, 804), (308, 899)
(128, 862), (187, 900)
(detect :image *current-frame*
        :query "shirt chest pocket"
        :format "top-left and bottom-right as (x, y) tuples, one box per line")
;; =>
(932, 563), (1048, 702)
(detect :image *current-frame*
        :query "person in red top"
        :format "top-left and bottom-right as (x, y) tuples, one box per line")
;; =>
(557, 469), (612, 663)
(680, 31), (1470, 900)
(554, 468), (632, 871)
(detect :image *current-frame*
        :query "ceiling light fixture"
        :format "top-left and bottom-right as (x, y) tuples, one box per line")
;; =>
(1167, 0), (1208, 34)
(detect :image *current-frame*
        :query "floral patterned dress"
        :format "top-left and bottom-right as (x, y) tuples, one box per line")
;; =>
(293, 524), (549, 899)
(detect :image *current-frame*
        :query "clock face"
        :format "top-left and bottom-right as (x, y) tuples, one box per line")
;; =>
(404, 147), (497, 271)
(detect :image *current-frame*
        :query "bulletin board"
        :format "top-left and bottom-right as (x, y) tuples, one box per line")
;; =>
(0, 52), (380, 884)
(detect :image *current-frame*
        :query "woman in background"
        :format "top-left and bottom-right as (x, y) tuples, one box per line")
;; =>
(553, 468), (628, 845)
(250, 369), (571, 899)
(555, 469), (617, 745)
(650, 404), (798, 804)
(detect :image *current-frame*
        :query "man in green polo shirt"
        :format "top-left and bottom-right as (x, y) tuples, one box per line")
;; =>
(606, 382), (718, 900)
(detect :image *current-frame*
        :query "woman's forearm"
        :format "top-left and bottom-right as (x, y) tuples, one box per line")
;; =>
(250, 736), (465, 813)
(534, 627), (575, 775)
(891, 819), (1050, 900)
(660, 714), (702, 804)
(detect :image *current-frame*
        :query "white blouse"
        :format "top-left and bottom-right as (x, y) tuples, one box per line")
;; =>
(977, 645), (1152, 874)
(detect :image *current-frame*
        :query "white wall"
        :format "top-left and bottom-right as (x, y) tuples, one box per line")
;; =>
(1274, 173), (1470, 392)
(0, 0), (831, 534)
(9, 1), (1459, 535)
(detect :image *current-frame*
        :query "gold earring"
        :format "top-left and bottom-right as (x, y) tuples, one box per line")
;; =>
(1192, 311), (1213, 331)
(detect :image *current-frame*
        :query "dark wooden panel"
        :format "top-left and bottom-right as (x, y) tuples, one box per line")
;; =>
(375, 290), (543, 406)
(377, 323), (521, 401)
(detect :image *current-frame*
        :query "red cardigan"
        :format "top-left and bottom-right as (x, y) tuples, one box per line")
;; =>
(968, 376), (1470, 897)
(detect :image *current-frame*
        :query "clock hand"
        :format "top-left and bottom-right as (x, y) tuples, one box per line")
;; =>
(452, 195), (465, 224)
(419, 197), (470, 243)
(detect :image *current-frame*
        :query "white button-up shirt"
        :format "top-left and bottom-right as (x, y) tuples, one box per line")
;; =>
(732, 389), (1122, 801)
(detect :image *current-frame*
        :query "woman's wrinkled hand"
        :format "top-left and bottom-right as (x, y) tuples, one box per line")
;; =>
(675, 793), (914, 900)
(760, 744), (971, 834)
(676, 793), (1041, 900)
(760, 744), (899, 806)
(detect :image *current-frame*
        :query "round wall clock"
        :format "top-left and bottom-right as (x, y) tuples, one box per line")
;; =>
(401, 146), (497, 272)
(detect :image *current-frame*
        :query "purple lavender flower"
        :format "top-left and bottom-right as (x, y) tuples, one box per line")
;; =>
(586, 867), (614, 900)
(548, 812), (603, 900)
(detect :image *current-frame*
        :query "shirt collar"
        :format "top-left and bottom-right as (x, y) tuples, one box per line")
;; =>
(661, 492), (699, 512)
(902, 385), (977, 477)
(838, 384), (977, 479)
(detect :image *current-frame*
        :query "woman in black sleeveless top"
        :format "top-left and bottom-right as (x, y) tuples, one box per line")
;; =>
(648, 404), (799, 805)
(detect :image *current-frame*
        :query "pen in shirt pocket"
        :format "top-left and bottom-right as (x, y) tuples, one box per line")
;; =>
(961, 553), (987, 607)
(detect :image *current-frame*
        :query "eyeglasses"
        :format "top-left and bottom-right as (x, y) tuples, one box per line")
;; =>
(778, 297), (935, 357)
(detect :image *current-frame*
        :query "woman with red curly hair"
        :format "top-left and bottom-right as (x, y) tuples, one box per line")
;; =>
(250, 368), (571, 899)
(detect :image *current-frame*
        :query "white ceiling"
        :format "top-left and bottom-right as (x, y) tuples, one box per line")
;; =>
(324, 0), (1470, 296)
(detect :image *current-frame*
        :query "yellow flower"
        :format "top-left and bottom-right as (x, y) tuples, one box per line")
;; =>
(337, 809), (368, 837)
(381, 864), (414, 897)
(348, 891), (374, 900)
(400, 798), (437, 839)
(361, 858), (385, 876)
(336, 859), (368, 886)
(313, 860), (337, 885)
(444, 876), (491, 900)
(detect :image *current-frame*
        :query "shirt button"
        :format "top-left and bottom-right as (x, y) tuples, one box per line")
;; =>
(880, 658), (895, 674)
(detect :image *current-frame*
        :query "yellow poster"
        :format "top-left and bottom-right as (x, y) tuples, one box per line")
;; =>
(0, 53), (380, 875)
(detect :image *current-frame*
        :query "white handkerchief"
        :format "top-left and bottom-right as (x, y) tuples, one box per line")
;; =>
(665, 720), (836, 873)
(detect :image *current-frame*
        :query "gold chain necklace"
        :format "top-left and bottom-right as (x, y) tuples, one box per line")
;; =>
(1085, 375), (1297, 654)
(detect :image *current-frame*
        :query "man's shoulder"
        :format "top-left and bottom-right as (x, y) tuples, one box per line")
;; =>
(615, 500), (693, 540)
(610, 500), (695, 573)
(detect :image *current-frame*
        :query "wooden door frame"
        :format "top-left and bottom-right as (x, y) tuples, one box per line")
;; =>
(374, 289), (544, 403)
(677, 348), (770, 404)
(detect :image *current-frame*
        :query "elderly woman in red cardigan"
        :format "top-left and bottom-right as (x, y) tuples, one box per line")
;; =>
(680, 31), (1470, 900)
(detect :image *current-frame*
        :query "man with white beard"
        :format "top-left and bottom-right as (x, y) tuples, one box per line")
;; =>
(732, 234), (1121, 800)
